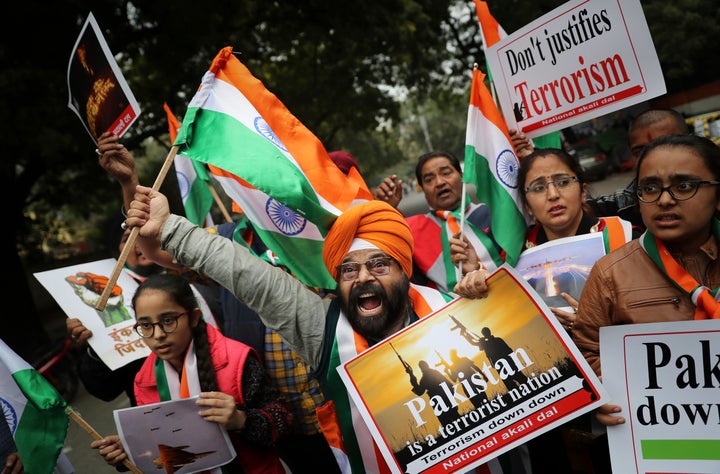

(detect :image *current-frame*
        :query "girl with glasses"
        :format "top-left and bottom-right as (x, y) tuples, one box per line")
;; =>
(91, 273), (292, 473)
(574, 134), (720, 426)
(449, 147), (636, 473)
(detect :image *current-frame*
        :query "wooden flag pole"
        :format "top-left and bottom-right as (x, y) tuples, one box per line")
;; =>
(65, 406), (143, 474)
(206, 181), (233, 223)
(95, 145), (180, 310)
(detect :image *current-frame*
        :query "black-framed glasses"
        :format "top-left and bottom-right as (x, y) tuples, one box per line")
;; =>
(524, 175), (580, 195)
(134, 311), (188, 338)
(336, 256), (393, 281)
(635, 180), (720, 203)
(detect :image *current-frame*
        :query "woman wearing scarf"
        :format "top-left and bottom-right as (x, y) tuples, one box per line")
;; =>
(517, 148), (636, 332)
(573, 134), (720, 427)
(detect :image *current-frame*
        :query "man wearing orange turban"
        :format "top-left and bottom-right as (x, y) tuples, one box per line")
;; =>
(322, 200), (413, 280)
(126, 187), (491, 474)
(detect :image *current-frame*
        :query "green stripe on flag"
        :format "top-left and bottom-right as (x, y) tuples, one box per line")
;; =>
(184, 170), (214, 225)
(642, 439), (720, 460)
(12, 369), (68, 474)
(531, 131), (562, 149)
(179, 108), (335, 230)
(252, 226), (335, 289)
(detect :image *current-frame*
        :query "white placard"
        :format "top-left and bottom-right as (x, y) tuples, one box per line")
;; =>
(486, 0), (665, 138)
(600, 320), (720, 473)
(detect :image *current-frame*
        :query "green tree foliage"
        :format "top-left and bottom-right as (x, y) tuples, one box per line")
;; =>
(4, 0), (456, 354)
(5, 0), (720, 357)
(641, 0), (720, 92)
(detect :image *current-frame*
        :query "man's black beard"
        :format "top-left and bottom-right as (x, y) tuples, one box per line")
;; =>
(339, 275), (411, 344)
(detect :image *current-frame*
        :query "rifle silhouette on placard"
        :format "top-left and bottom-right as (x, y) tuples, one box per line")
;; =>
(390, 342), (417, 384)
(449, 314), (482, 346)
(435, 349), (452, 372)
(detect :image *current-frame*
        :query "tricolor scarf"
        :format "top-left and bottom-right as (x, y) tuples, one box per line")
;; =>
(409, 202), (503, 293)
(154, 342), (221, 474)
(524, 216), (632, 253)
(155, 340), (201, 401)
(320, 284), (496, 473)
(599, 216), (633, 253)
(639, 221), (720, 320)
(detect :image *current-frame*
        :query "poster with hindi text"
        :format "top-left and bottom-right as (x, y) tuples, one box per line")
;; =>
(338, 265), (607, 474)
(34, 259), (218, 371)
(34, 258), (148, 371)
(485, 0), (665, 138)
(67, 12), (141, 144)
(600, 320), (720, 473)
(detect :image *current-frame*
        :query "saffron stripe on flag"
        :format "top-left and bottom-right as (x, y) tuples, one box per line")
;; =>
(172, 47), (373, 289)
(464, 68), (530, 266)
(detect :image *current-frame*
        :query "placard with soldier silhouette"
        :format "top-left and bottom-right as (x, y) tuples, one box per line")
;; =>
(338, 265), (605, 474)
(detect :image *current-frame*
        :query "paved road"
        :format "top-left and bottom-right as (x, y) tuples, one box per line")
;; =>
(586, 169), (634, 198)
(63, 384), (131, 472)
(60, 170), (636, 472)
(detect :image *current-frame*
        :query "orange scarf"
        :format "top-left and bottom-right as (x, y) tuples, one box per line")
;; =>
(640, 227), (720, 319)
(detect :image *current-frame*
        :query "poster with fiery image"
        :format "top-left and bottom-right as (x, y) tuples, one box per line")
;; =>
(67, 12), (141, 144)
(338, 265), (606, 474)
(34, 258), (217, 371)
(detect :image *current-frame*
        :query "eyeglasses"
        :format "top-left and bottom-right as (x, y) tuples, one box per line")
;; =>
(635, 180), (720, 203)
(524, 175), (580, 195)
(134, 311), (188, 338)
(336, 256), (393, 281)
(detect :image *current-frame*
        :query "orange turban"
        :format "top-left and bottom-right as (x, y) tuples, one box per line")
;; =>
(323, 200), (414, 280)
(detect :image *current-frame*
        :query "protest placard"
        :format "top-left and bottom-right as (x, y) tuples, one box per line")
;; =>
(486, 0), (665, 138)
(515, 232), (605, 312)
(114, 396), (236, 473)
(67, 12), (141, 144)
(338, 265), (606, 474)
(34, 259), (217, 371)
(600, 320), (720, 473)
(34, 258), (147, 371)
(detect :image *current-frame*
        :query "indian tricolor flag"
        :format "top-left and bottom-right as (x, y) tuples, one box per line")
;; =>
(164, 103), (215, 227)
(174, 47), (372, 289)
(474, 0), (506, 82)
(0, 339), (68, 474)
(463, 68), (530, 266)
(473, 0), (561, 149)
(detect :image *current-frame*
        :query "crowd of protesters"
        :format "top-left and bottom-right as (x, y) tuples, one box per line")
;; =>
(13, 98), (714, 474)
